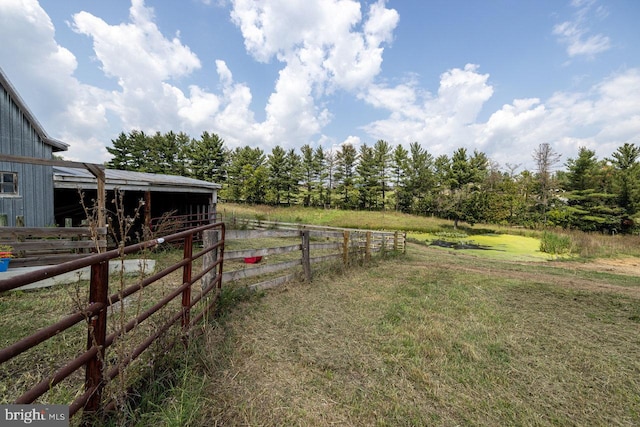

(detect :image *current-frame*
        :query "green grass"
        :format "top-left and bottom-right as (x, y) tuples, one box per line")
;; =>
(141, 243), (640, 426)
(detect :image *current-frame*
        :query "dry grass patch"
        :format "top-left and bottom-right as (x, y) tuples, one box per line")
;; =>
(200, 245), (640, 426)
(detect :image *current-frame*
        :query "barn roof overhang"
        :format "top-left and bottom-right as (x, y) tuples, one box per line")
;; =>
(53, 166), (221, 194)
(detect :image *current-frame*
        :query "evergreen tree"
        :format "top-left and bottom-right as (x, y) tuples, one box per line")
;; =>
(314, 146), (327, 207)
(267, 146), (288, 205)
(190, 131), (227, 183)
(324, 149), (336, 208)
(373, 140), (392, 209)
(565, 147), (599, 191)
(284, 149), (302, 205)
(335, 144), (358, 209)
(356, 144), (377, 209)
(406, 142), (434, 215)
(107, 131), (137, 170)
(225, 146), (266, 203)
(106, 130), (149, 171)
(391, 145), (409, 212)
(608, 143), (640, 215)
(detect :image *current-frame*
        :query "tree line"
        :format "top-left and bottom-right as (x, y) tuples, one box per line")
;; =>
(106, 130), (640, 233)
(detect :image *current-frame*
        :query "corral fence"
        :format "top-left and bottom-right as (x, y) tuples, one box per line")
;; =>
(0, 227), (107, 268)
(0, 222), (225, 421)
(150, 212), (222, 243)
(0, 217), (405, 422)
(222, 218), (406, 290)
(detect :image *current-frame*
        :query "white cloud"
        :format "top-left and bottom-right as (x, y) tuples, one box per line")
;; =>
(0, 0), (260, 160)
(229, 0), (399, 150)
(362, 64), (493, 154)
(2, 0), (637, 173)
(361, 63), (640, 169)
(553, 0), (611, 59)
(71, 1), (201, 85)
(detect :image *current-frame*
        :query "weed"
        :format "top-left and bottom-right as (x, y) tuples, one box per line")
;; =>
(540, 231), (573, 255)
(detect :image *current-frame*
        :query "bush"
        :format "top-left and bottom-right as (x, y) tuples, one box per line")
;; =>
(540, 231), (573, 255)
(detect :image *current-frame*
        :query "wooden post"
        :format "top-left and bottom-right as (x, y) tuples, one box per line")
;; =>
(403, 232), (407, 254)
(343, 231), (350, 266)
(394, 231), (399, 252)
(144, 190), (152, 236)
(84, 260), (109, 416)
(84, 164), (106, 228)
(301, 230), (312, 282)
(202, 230), (218, 291)
(365, 231), (372, 264)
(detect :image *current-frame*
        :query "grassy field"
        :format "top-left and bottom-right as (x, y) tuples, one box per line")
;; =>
(133, 204), (640, 425)
(138, 244), (640, 426)
(3, 204), (640, 425)
(135, 241), (640, 426)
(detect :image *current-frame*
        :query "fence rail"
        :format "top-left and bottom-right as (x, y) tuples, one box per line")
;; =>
(0, 226), (108, 267)
(0, 217), (405, 421)
(0, 222), (225, 420)
(222, 219), (406, 291)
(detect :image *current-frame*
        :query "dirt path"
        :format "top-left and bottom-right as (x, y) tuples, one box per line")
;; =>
(408, 243), (640, 298)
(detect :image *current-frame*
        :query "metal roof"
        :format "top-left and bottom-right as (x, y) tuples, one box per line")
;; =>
(54, 166), (221, 194)
(0, 66), (69, 152)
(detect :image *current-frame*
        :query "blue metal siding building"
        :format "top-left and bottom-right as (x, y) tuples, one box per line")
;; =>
(0, 67), (68, 226)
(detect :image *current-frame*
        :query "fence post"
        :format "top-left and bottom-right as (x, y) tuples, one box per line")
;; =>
(182, 234), (193, 336)
(301, 230), (312, 282)
(343, 231), (350, 266)
(365, 231), (372, 264)
(394, 231), (399, 252)
(202, 230), (218, 291)
(84, 260), (109, 416)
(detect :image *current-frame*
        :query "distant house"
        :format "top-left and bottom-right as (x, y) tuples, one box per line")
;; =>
(0, 66), (68, 227)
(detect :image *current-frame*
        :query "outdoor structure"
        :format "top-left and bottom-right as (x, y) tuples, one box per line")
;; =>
(0, 66), (69, 227)
(54, 166), (220, 231)
(0, 66), (220, 234)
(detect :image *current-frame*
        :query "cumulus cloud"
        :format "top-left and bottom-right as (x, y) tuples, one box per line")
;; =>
(230, 0), (399, 149)
(0, 0), (263, 160)
(0, 0), (112, 160)
(5, 0), (400, 159)
(360, 63), (640, 168)
(362, 64), (493, 154)
(1, 0), (638, 172)
(553, 0), (611, 59)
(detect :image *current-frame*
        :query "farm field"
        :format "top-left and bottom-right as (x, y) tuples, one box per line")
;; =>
(144, 239), (640, 426)
(2, 204), (640, 425)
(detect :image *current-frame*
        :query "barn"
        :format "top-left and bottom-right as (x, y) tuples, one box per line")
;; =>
(1, 66), (220, 235)
(54, 166), (220, 233)
(0, 66), (68, 227)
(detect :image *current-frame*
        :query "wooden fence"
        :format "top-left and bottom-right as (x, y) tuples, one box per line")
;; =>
(222, 219), (406, 291)
(0, 227), (107, 267)
(0, 219), (405, 420)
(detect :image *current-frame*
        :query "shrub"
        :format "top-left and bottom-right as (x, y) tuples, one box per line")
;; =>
(540, 231), (573, 255)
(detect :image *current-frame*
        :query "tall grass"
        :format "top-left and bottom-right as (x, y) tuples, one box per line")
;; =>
(166, 245), (640, 426)
(540, 231), (573, 255)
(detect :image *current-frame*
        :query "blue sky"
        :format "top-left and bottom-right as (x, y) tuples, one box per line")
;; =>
(1, 0), (639, 171)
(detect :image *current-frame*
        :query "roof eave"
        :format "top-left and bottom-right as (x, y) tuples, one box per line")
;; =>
(0, 66), (69, 153)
